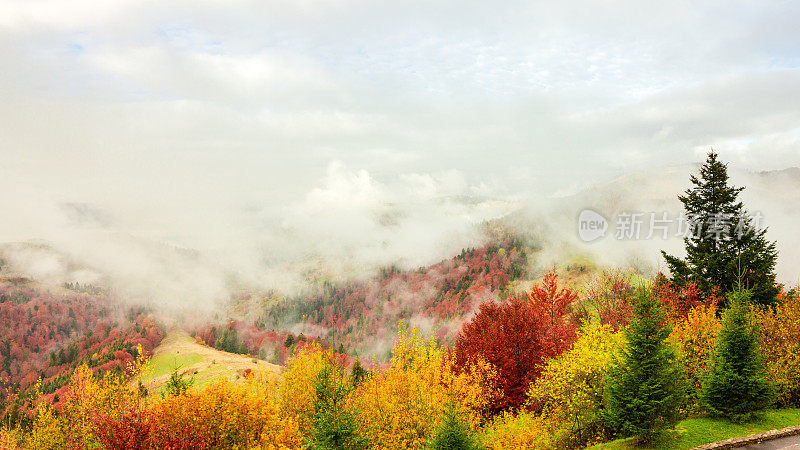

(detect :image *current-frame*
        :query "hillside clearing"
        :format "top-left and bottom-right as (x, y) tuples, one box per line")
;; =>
(139, 329), (280, 395)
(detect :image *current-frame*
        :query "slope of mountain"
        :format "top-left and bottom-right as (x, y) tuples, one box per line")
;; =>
(0, 277), (164, 426)
(196, 231), (531, 362)
(140, 329), (279, 396)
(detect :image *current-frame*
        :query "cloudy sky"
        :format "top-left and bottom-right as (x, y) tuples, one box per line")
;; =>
(3, 0), (799, 198)
(1, 1), (800, 303)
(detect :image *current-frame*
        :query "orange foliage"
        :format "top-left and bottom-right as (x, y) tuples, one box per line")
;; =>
(756, 294), (800, 406)
(669, 304), (721, 412)
(350, 325), (497, 449)
(147, 377), (300, 448)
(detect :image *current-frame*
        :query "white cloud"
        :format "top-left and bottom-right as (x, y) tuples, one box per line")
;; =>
(0, 0), (135, 30)
(1, 0), (800, 306)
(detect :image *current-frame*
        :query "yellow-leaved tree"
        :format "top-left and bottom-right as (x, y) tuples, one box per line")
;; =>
(526, 323), (625, 448)
(669, 303), (721, 412)
(279, 342), (330, 436)
(757, 293), (800, 407)
(480, 410), (548, 450)
(350, 324), (496, 450)
(26, 346), (149, 449)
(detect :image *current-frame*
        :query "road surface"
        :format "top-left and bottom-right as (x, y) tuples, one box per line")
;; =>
(742, 434), (800, 449)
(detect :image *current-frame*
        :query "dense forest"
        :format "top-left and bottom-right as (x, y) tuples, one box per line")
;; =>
(0, 280), (164, 429)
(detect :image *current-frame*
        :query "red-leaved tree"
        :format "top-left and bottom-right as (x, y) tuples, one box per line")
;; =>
(653, 274), (720, 321)
(454, 271), (578, 415)
(581, 270), (635, 331)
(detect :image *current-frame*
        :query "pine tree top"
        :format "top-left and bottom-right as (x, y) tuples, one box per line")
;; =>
(680, 151), (744, 219)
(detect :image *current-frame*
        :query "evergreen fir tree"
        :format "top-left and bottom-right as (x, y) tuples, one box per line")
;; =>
(701, 289), (775, 420)
(603, 288), (685, 442)
(662, 151), (780, 307)
(162, 369), (194, 398)
(349, 359), (368, 388)
(426, 401), (484, 450)
(306, 362), (367, 450)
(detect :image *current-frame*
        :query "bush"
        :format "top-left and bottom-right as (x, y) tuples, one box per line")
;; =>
(479, 410), (547, 450)
(580, 270), (635, 331)
(654, 276), (720, 322)
(93, 410), (157, 450)
(148, 376), (300, 448)
(669, 304), (721, 413)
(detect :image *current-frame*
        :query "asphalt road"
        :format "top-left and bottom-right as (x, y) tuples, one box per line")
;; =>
(742, 434), (800, 449)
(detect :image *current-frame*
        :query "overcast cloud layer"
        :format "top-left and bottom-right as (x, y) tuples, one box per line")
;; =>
(1, 1), (799, 309)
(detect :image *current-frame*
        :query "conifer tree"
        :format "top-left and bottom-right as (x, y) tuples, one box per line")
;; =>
(603, 288), (685, 442)
(701, 290), (775, 420)
(662, 151), (780, 307)
(306, 362), (367, 450)
(426, 401), (484, 450)
(162, 369), (194, 398)
(349, 359), (368, 388)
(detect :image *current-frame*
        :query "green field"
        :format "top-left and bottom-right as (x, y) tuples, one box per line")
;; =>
(141, 352), (204, 381)
(591, 408), (800, 449)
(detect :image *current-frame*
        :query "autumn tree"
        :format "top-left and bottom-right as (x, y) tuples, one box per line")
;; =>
(580, 270), (635, 331)
(756, 292), (800, 407)
(669, 303), (721, 412)
(662, 151), (780, 307)
(528, 323), (625, 448)
(653, 274), (719, 322)
(351, 325), (494, 449)
(454, 271), (577, 414)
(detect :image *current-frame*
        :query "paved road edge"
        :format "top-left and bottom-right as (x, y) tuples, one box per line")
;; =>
(692, 424), (800, 449)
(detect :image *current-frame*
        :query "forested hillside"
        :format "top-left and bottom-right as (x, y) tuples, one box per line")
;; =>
(0, 278), (163, 428)
(195, 232), (528, 363)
